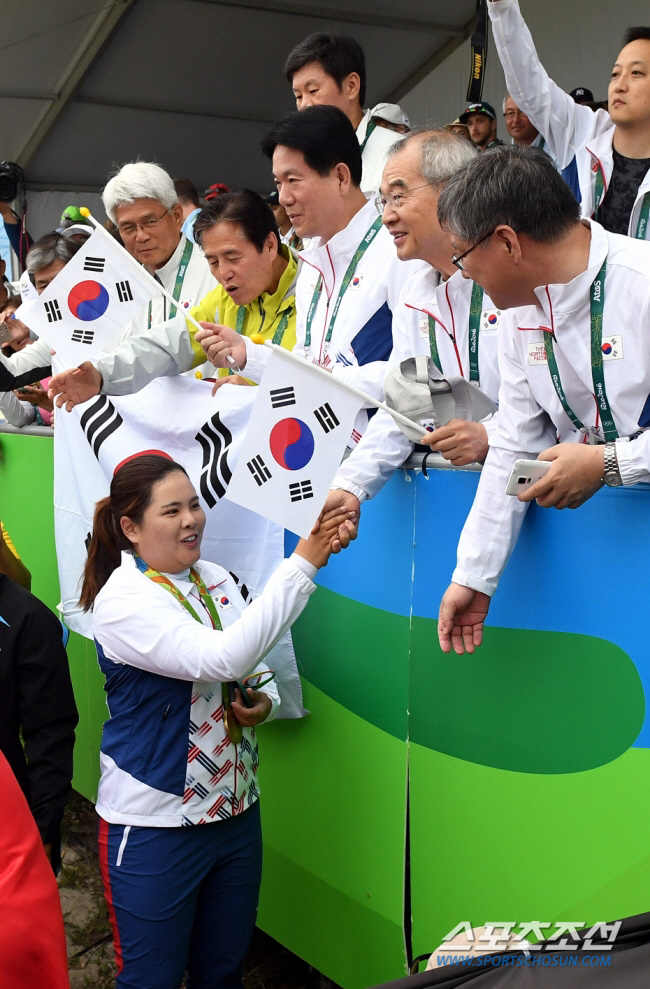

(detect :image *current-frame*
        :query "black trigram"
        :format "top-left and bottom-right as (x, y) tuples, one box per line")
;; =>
(314, 402), (339, 433)
(45, 300), (62, 323)
(195, 412), (233, 508)
(79, 395), (123, 458)
(247, 455), (271, 487)
(289, 480), (313, 502)
(270, 386), (295, 409)
(116, 280), (133, 302)
(72, 328), (95, 345)
(83, 256), (105, 273)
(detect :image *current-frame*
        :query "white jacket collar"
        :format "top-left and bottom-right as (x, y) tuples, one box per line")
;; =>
(154, 234), (191, 289)
(533, 219), (609, 319)
(301, 199), (379, 295)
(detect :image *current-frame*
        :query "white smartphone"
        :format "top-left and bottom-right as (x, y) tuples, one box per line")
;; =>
(505, 459), (553, 496)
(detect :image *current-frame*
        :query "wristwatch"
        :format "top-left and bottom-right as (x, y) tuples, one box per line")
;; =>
(603, 441), (622, 487)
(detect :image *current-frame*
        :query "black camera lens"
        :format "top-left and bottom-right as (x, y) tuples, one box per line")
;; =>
(0, 162), (24, 203)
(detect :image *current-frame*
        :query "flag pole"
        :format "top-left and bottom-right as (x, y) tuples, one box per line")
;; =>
(254, 338), (426, 439)
(79, 209), (235, 364)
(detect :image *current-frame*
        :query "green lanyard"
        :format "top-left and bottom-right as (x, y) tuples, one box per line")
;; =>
(135, 555), (222, 629)
(543, 260), (618, 442)
(147, 238), (193, 329)
(359, 118), (378, 154)
(304, 215), (383, 357)
(426, 281), (483, 381)
(235, 303), (291, 345)
(594, 162), (650, 239)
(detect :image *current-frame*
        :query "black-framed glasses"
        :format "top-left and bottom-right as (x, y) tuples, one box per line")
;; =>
(118, 206), (173, 238)
(451, 229), (495, 271)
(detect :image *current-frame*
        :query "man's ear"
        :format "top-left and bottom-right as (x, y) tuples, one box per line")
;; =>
(333, 162), (352, 195)
(120, 515), (139, 545)
(342, 71), (361, 106)
(264, 230), (279, 259)
(171, 202), (184, 227)
(494, 225), (522, 264)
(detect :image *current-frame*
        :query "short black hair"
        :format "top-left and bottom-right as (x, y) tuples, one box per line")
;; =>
(437, 144), (581, 245)
(284, 33), (366, 106)
(261, 106), (363, 187)
(193, 189), (280, 252)
(623, 26), (650, 45)
(173, 177), (200, 208)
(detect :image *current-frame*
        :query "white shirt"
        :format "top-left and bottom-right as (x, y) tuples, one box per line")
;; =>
(356, 109), (402, 196)
(334, 267), (502, 501)
(241, 199), (425, 443)
(453, 221), (650, 597)
(488, 0), (650, 239)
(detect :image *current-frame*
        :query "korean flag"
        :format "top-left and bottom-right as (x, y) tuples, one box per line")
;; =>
(14, 227), (163, 366)
(225, 348), (362, 537)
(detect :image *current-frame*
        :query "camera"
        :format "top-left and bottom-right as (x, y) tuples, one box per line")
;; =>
(0, 161), (24, 202)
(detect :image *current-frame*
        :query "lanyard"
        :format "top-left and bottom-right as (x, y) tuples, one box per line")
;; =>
(543, 260), (618, 442)
(235, 302), (291, 345)
(594, 162), (650, 239)
(304, 215), (383, 359)
(147, 238), (194, 329)
(359, 118), (377, 154)
(426, 281), (483, 380)
(135, 555), (222, 629)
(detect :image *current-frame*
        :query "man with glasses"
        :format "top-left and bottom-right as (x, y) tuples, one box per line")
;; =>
(321, 130), (504, 527)
(434, 144), (650, 654)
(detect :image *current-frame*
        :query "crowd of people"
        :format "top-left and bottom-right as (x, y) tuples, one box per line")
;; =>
(1, 0), (650, 985)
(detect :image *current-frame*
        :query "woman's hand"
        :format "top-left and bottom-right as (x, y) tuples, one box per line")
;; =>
(14, 381), (54, 412)
(295, 511), (357, 569)
(230, 687), (272, 726)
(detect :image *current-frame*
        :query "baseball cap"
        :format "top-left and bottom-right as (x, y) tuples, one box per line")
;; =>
(570, 87), (594, 103)
(459, 102), (497, 123)
(264, 191), (280, 206)
(370, 102), (410, 129)
(59, 205), (92, 229)
(445, 117), (470, 132)
(204, 183), (230, 201)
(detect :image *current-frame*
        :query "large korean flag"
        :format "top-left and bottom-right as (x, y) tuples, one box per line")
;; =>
(226, 349), (363, 537)
(14, 227), (162, 365)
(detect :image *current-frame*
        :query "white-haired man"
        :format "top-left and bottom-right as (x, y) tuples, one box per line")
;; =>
(321, 130), (502, 528)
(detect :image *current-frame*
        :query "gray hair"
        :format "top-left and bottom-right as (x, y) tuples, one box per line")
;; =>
(102, 161), (178, 223)
(26, 233), (80, 281)
(437, 144), (581, 245)
(386, 129), (478, 189)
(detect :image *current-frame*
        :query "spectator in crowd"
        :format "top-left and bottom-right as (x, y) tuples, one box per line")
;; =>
(445, 117), (471, 139)
(0, 521), (31, 589)
(487, 0), (650, 238)
(433, 144), (650, 654)
(285, 33), (407, 194)
(371, 102), (410, 134)
(0, 234), (82, 393)
(80, 453), (351, 988)
(459, 102), (504, 151)
(0, 751), (70, 989)
(174, 177), (202, 244)
(323, 129), (503, 526)
(48, 191), (300, 403)
(198, 106), (426, 447)
(0, 542), (78, 871)
(570, 86), (594, 105)
(204, 182), (230, 201)
(265, 190), (303, 251)
(503, 94), (581, 199)
(58, 205), (92, 234)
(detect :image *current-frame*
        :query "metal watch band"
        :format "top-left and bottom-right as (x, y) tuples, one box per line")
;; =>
(603, 441), (623, 487)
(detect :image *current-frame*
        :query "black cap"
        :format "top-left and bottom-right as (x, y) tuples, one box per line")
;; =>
(570, 87), (594, 103)
(459, 101), (497, 123)
(265, 190), (279, 206)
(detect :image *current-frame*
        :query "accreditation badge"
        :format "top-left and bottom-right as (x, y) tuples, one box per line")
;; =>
(419, 316), (429, 339)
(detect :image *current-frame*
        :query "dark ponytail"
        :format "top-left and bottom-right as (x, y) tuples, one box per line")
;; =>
(79, 454), (188, 611)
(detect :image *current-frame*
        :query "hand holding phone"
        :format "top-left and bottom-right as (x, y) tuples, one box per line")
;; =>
(505, 459), (553, 496)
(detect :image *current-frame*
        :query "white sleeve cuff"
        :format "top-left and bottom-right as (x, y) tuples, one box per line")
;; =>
(288, 553), (318, 582)
(615, 436), (650, 486)
(451, 568), (497, 598)
(330, 478), (369, 503)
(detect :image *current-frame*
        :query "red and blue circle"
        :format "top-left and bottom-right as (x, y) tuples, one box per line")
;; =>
(487, 313), (498, 325)
(269, 418), (314, 470)
(602, 342), (613, 355)
(68, 280), (110, 321)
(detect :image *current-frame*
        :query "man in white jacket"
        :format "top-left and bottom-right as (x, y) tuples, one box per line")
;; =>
(487, 0), (650, 239)
(284, 33), (406, 195)
(435, 145), (650, 655)
(324, 129), (502, 518)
